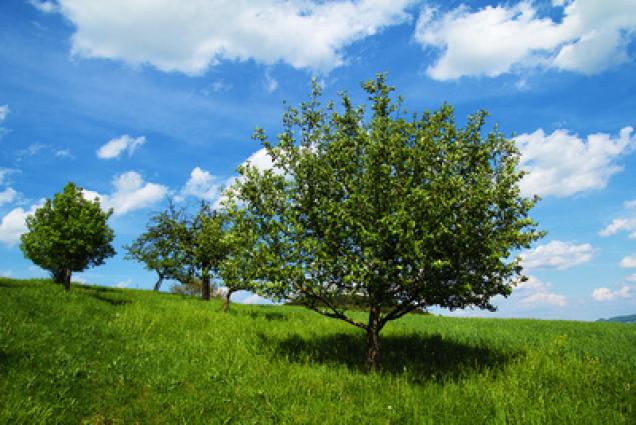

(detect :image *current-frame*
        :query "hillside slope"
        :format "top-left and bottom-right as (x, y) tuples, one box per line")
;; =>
(1, 278), (635, 424)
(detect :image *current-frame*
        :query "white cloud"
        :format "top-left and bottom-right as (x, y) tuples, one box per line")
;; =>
(625, 199), (636, 209)
(592, 285), (633, 301)
(54, 148), (73, 159)
(177, 167), (220, 202)
(521, 240), (595, 270)
(84, 171), (168, 216)
(0, 270), (12, 277)
(516, 126), (635, 198)
(29, 0), (58, 13)
(0, 105), (8, 122)
(97, 135), (146, 159)
(599, 218), (636, 239)
(243, 147), (275, 172)
(620, 255), (636, 268)
(0, 188), (18, 207)
(0, 202), (43, 247)
(115, 279), (132, 288)
(39, 0), (413, 74)
(264, 70), (279, 93)
(241, 293), (270, 305)
(626, 273), (636, 283)
(415, 0), (636, 80)
(515, 275), (567, 307)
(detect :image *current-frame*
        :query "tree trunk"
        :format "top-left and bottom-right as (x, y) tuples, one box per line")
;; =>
(153, 274), (164, 291)
(223, 289), (234, 313)
(63, 268), (71, 292)
(201, 268), (211, 301)
(366, 306), (381, 370)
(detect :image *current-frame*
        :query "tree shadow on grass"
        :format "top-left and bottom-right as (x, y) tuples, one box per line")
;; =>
(266, 332), (520, 384)
(248, 311), (289, 321)
(77, 287), (131, 306)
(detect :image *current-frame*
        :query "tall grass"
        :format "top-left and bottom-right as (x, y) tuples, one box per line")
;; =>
(1, 277), (634, 424)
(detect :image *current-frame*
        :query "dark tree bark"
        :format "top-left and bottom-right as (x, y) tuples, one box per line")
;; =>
(201, 268), (211, 301)
(153, 273), (164, 291)
(223, 289), (234, 312)
(366, 306), (382, 369)
(63, 268), (71, 291)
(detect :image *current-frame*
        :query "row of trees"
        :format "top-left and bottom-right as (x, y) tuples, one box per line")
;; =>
(124, 201), (256, 312)
(20, 75), (543, 367)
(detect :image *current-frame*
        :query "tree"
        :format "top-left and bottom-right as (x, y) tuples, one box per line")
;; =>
(125, 203), (189, 291)
(20, 182), (116, 291)
(217, 201), (259, 312)
(232, 74), (544, 368)
(179, 203), (229, 301)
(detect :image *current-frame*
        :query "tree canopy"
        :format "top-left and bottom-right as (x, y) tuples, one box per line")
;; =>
(125, 203), (190, 291)
(231, 74), (544, 367)
(20, 182), (115, 291)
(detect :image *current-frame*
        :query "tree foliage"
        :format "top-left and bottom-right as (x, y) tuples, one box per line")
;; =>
(217, 200), (260, 311)
(124, 203), (190, 291)
(231, 74), (544, 367)
(20, 182), (116, 291)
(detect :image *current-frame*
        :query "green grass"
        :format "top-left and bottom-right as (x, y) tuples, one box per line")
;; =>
(1, 277), (634, 424)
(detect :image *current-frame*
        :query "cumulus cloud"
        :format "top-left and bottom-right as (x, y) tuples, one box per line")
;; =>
(521, 240), (595, 270)
(243, 147), (275, 172)
(177, 167), (220, 202)
(600, 218), (636, 239)
(625, 199), (636, 209)
(592, 285), (633, 301)
(620, 255), (636, 268)
(38, 0), (413, 74)
(0, 188), (18, 207)
(516, 126), (635, 198)
(415, 0), (636, 80)
(626, 273), (636, 283)
(515, 275), (567, 307)
(0, 202), (43, 247)
(84, 171), (168, 216)
(97, 135), (146, 159)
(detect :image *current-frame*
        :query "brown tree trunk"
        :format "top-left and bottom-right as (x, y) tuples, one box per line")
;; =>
(223, 289), (234, 312)
(367, 306), (381, 369)
(153, 274), (164, 291)
(63, 268), (71, 291)
(201, 268), (211, 301)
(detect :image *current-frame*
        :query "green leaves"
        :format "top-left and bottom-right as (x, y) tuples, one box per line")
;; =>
(20, 182), (115, 285)
(233, 74), (543, 329)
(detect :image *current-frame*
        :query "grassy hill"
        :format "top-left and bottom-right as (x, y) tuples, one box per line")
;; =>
(1, 278), (635, 424)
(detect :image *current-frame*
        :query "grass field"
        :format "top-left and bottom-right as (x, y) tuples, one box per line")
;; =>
(1, 277), (634, 424)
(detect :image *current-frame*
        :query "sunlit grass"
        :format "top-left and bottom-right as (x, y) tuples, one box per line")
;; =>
(1, 277), (634, 424)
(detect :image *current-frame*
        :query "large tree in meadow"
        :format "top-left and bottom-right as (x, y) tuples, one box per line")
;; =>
(20, 182), (116, 291)
(232, 74), (543, 368)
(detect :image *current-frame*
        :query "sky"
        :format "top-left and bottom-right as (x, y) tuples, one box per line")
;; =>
(1, 0), (635, 320)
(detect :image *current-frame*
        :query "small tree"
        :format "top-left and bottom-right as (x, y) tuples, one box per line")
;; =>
(20, 182), (115, 291)
(125, 203), (189, 291)
(233, 75), (544, 368)
(217, 202), (259, 312)
(180, 203), (229, 301)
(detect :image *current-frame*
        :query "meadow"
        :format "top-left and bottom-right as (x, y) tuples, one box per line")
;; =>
(1, 277), (634, 424)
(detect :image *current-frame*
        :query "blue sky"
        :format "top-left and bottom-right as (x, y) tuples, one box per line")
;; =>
(1, 0), (635, 320)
